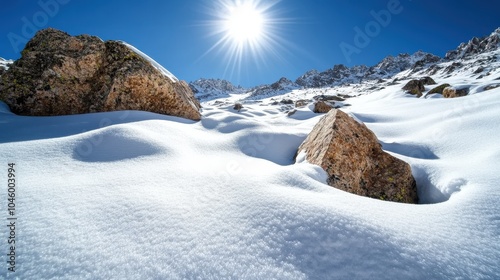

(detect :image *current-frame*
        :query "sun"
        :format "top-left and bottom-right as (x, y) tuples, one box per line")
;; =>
(200, 0), (288, 82)
(224, 3), (264, 44)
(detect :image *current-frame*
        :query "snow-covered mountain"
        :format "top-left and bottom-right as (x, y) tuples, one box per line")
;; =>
(392, 28), (500, 83)
(295, 51), (441, 88)
(245, 77), (300, 100)
(189, 78), (246, 101)
(192, 29), (500, 100)
(191, 51), (442, 99)
(445, 27), (500, 60)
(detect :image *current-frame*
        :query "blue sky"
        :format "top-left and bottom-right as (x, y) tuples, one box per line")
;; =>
(1, 0), (499, 87)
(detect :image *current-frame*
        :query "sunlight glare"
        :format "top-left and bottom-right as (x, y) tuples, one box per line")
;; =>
(225, 3), (264, 44)
(200, 0), (289, 83)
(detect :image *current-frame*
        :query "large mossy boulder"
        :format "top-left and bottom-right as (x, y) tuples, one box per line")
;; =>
(0, 28), (201, 120)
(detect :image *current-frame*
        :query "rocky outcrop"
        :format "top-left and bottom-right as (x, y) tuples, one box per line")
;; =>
(443, 86), (469, 98)
(296, 109), (418, 203)
(0, 28), (201, 120)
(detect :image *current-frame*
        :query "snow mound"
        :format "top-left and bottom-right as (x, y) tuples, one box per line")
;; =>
(72, 125), (166, 162)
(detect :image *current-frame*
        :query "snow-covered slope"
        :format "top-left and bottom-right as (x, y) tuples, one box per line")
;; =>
(1, 28), (499, 279)
(1, 74), (500, 279)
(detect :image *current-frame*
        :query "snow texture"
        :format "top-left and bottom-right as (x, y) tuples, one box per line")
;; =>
(1, 34), (500, 280)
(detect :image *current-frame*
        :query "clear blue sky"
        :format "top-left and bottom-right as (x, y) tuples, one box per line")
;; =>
(1, 0), (499, 87)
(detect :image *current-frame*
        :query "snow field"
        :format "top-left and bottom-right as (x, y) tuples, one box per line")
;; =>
(1, 50), (500, 278)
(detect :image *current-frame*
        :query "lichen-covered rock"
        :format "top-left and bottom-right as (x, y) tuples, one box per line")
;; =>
(443, 86), (469, 98)
(402, 79), (425, 97)
(402, 77), (437, 97)
(296, 109), (418, 204)
(0, 28), (201, 120)
(428, 83), (451, 95)
(420, 76), (437, 85)
(313, 100), (333, 113)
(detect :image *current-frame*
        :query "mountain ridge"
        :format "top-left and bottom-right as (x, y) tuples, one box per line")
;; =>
(190, 27), (500, 101)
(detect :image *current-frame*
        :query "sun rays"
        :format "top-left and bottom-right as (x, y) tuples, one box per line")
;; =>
(199, 0), (289, 83)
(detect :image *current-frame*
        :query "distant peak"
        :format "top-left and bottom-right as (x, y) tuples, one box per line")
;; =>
(445, 27), (500, 60)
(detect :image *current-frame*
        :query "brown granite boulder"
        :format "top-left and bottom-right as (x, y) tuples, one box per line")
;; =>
(442, 86), (469, 98)
(296, 109), (418, 203)
(0, 28), (201, 120)
(313, 100), (333, 113)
